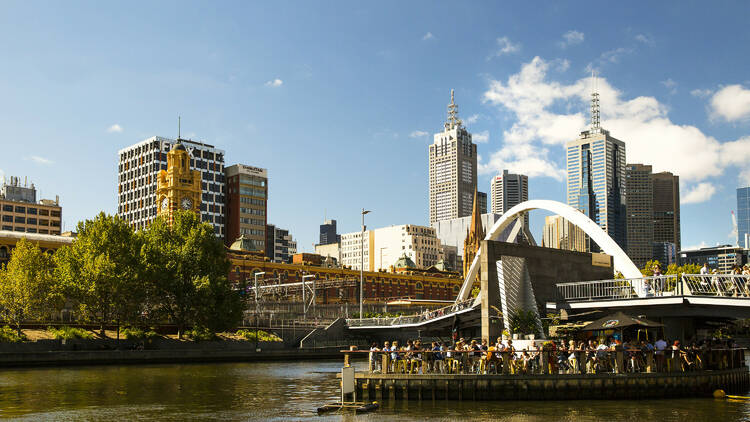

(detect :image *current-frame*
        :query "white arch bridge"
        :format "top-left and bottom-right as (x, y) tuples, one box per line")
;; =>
(346, 200), (750, 331)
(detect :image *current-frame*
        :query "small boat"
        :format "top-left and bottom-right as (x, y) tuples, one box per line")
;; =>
(316, 401), (379, 414)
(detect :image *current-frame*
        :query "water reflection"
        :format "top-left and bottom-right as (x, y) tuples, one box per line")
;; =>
(0, 361), (747, 421)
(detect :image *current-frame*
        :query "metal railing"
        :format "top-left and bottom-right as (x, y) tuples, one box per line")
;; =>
(556, 274), (750, 302)
(346, 299), (475, 327)
(343, 348), (746, 375)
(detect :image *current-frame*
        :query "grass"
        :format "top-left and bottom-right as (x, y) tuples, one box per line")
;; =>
(0, 326), (27, 342)
(120, 327), (161, 341)
(47, 326), (94, 340)
(235, 329), (282, 342)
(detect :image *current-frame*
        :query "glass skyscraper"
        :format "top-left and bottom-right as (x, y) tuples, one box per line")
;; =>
(566, 90), (627, 251)
(738, 187), (750, 249)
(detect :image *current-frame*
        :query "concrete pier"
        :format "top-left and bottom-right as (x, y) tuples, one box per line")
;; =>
(352, 368), (750, 401)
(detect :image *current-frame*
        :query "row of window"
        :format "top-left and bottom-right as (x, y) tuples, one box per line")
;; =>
(239, 217), (265, 226)
(1, 205), (58, 217)
(0, 216), (59, 226)
(0, 226), (59, 235)
(240, 207), (265, 216)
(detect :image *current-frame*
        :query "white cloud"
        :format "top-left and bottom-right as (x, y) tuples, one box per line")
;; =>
(690, 88), (713, 98)
(409, 130), (428, 138)
(488, 36), (520, 59)
(422, 32), (434, 41)
(681, 182), (717, 204)
(559, 30), (584, 48)
(465, 114), (480, 125)
(683, 241), (708, 251)
(710, 84), (750, 122)
(265, 78), (283, 87)
(661, 78), (677, 94)
(473, 130), (490, 143)
(29, 156), (53, 165)
(635, 34), (655, 46)
(479, 143), (566, 181)
(555, 59), (570, 72)
(480, 56), (750, 192)
(107, 124), (123, 133)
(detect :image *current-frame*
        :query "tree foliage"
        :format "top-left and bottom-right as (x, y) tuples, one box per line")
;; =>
(508, 308), (541, 336)
(55, 212), (143, 337)
(640, 259), (702, 276)
(140, 211), (241, 338)
(0, 238), (58, 334)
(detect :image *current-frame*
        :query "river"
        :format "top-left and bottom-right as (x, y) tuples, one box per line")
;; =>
(0, 360), (749, 421)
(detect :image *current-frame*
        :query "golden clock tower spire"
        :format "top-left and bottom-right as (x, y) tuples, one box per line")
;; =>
(156, 137), (202, 225)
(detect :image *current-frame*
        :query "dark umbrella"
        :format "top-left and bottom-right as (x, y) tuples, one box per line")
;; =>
(580, 311), (662, 331)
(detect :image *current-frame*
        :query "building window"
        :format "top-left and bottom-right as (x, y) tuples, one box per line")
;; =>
(14, 216), (25, 224)
(15, 206), (25, 213)
(2, 215), (11, 223)
(27, 218), (37, 225)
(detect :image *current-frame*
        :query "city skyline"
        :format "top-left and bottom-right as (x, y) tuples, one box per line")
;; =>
(1, 2), (749, 253)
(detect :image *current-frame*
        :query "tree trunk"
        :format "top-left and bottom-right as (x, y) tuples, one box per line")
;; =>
(116, 321), (120, 341)
(100, 323), (105, 338)
(16, 321), (21, 337)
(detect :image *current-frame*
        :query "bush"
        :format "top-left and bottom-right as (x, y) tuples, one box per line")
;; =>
(0, 326), (26, 342)
(235, 329), (282, 342)
(121, 327), (160, 341)
(186, 326), (217, 342)
(47, 326), (94, 340)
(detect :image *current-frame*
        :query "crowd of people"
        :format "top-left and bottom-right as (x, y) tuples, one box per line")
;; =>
(366, 337), (742, 375)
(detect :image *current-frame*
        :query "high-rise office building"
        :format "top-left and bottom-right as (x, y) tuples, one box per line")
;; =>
(429, 90), (485, 224)
(625, 163), (654, 268)
(652, 171), (680, 252)
(737, 187), (750, 249)
(117, 136), (226, 237)
(490, 170), (529, 230)
(542, 215), (588, 253)
(265, 224), (297, 264)
(0, 176), (62, 235)
(319, 219), (340, 245)
(566, 85), (627, 251)
(225, 164), (268, 251)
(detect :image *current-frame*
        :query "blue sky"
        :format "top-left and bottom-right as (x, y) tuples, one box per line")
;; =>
(1, 1), (749, 253)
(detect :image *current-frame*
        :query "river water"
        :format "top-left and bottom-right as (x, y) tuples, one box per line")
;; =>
(0, 360), (749, 421)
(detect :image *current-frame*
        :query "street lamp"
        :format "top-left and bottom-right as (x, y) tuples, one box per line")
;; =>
(360, 208), (371, 320)
(301, 274), (315, 320)
(253, 271), (265, 351)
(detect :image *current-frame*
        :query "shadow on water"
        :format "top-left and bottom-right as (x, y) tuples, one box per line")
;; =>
(0, 360), (748, 421)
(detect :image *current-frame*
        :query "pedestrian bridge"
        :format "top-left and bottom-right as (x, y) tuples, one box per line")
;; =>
(346, 298), (479, 330)
(548, 274), (750, 318)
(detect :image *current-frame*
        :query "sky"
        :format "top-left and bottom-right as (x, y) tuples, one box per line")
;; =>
(1, 1), (749, 253)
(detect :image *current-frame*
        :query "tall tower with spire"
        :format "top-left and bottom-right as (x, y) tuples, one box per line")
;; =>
(565, 73), (627, 251)
(463, 186), (486, 278)
(429, 90), (485, 225)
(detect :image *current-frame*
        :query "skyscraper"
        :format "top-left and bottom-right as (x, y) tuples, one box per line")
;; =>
(652, 171), (680, 252)
(738, 187), (750, 248)
(319, 219), (339, 245)
(117, 136), (226, 237)
(490, 170), (529, 230)
(625, 163), (654, 268)
(429, 90), (484, 224)
(542, 215), (588, 253)
(225, 164), (268, 251)
(566, 82), (627, 251)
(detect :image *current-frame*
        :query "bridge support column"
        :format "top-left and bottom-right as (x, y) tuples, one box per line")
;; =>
(480, 241), (501, 343)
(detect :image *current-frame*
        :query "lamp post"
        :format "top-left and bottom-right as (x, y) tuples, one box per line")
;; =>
(360, 208), (371, 320)
(253, 271), (265, 351)
(301, 274), (315, 320)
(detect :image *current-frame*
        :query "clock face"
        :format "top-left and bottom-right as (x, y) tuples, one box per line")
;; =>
(181, 197), (193, 210)
(161, 197), (169, 211)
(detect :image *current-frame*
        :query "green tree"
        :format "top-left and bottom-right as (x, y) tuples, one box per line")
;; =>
(0, 238), (58, 335)
(640, 260), (662, 276)
(140, 211), (241, 338)
(508, 308), (541, 336)
(55, 212), (143, 338)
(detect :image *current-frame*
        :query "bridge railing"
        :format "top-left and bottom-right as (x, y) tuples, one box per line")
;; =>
(556, 274), (750, 302)
(346, 299), (475, 327)
(682, 274), (750, 297)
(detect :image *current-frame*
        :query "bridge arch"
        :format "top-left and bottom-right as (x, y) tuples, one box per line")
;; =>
(457, 199), (641, 302)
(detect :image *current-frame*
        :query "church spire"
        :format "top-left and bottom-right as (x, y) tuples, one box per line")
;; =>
(445, 89), (463, 130)
(463, 185), (485, 277)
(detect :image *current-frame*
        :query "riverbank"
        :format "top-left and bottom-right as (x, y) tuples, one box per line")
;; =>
(0, 346), (347, 368)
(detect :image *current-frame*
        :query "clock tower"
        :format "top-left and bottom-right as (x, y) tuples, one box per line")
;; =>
(156, 139), (202, 225)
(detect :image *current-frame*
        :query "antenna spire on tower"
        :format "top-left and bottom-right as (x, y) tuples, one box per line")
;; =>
(590, 71), (601, 132)
(178, 115), (181, 140)
(445, 89), (463, 129)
